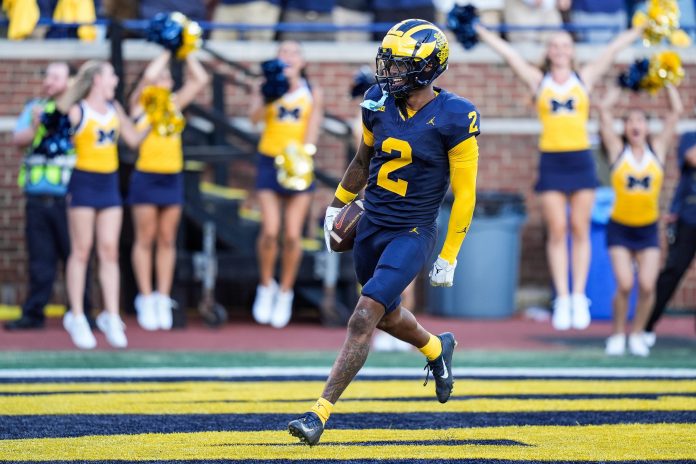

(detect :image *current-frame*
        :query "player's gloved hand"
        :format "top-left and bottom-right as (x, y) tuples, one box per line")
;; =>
(429, 256), (457, 287)
(323, 206), (342, 253)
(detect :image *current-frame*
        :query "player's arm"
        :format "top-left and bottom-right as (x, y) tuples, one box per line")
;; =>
(598, 86), (623, 163)
(652, 84), (683, 163)
(323, 133), (374, 251)
(474, 23), (543, 94)
(331, 135), (373, 207)
(430, 136), (479, 287)
(580, 26), (642, 92)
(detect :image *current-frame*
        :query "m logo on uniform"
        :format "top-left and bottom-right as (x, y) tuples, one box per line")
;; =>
(97, 129), (117, 144)
(550, 98), (575, 113)
(627, 175), (652, 190)
(278, 106), (301, 120)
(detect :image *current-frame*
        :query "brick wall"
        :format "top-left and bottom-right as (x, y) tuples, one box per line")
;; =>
(1, 43), (695, 309)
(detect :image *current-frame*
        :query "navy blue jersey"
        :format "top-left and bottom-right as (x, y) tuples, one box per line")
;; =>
(361, 84), (480, 228)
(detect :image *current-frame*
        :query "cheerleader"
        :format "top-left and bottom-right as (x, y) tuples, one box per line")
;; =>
(599, 84), (683, 356)
(249, 41), (324, 328)
(475, 24), (643, 330)
(128, 50), (208, 331)
(58, 61), (149, 349)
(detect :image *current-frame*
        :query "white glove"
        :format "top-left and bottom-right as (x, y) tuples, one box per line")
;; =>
(429, 256), (457, 287)
(323, 206), (342, 253)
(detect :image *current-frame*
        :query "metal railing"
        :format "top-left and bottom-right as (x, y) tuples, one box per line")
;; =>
(3, 17), (694, 40)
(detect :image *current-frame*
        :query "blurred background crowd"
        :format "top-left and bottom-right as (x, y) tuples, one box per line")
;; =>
(2, 0), (695, 42)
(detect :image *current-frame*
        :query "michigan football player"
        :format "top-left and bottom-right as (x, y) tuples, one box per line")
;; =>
(289, 19), (480, 446)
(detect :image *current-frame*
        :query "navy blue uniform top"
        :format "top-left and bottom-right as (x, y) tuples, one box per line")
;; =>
(361, 84), (481, 228)
(671, 131), (696, 225)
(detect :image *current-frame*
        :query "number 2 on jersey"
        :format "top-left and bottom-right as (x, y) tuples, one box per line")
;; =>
(377, 137), (412, 197)
(468, 111), (479, 133)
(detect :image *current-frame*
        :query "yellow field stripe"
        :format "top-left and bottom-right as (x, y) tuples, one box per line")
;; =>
(0, 424), (694, 461)
(0, 304), (65, 321)
(2, 379), (695, 397)
(2, 393), (695, 415)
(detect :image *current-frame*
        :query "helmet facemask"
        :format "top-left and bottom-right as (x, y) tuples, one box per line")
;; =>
(376, 48), (442, 99)
(374, 19), (449, 99)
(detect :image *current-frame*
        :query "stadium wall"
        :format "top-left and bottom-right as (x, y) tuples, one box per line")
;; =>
(0, 40), (694, 310)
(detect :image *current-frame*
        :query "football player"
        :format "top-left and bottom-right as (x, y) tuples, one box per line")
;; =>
(288, 19), (480, 446)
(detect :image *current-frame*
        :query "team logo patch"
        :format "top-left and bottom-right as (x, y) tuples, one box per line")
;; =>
(435, 31), (449, 66)
(550, 98), (576, 113)
(97, 128), (116, 144)
(627, 175), (652, 190)
(278, 106), (301, 120)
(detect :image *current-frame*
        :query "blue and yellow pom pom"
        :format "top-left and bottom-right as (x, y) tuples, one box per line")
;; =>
(275, 141), (315, 191)
(140, 86), (186, 136)
(619, 51), (684, 94)
(632, 0), (691, 47)
(350, 66), (376, 98)
(147, 12), (202, 60)
(260, 59), (290, 103)
(447, 4), (479, 50)
(35, 110), (73, 157)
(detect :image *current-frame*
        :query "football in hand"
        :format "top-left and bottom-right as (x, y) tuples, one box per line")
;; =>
(330, 200), (365, 252)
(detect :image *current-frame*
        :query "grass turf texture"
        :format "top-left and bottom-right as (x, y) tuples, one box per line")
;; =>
(2, 349), (696, 369)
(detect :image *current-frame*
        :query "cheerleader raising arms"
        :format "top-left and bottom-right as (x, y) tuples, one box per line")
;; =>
(127, 51), (208, 331)
(475, 24), (643, 330)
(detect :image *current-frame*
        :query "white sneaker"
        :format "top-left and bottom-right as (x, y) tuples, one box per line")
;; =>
(391, 337), (413, 352)
(135, 294), (159, 331)
(372, 331), (393, 351)
(270, 289), (293, 328)
(63, 311), (96, 350)
(373, 331), (412, 352)
(571, 293), (591, 330)
(628, 333), (650, 357)
(154, 292), (173, 330)
(552, 295), (572, 331)
(605, 333), (626, 356)
(96, 312), (128, 349)
(252, 280), (278, 325)
(643, 331), (656, 348)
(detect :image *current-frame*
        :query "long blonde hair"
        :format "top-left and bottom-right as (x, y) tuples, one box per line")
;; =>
(57, 60), (106, 113)
(540, 31), (578, 74)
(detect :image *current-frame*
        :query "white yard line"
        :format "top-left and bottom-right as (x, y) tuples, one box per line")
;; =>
(0, 367), (694, 379)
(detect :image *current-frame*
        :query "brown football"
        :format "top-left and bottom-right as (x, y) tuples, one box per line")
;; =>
(330, 200), (365, 252)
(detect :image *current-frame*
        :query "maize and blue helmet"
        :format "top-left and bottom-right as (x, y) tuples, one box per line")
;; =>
(375, 19), (449, 99)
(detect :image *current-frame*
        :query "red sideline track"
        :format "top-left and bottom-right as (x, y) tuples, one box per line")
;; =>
(0, 313), (692, 351)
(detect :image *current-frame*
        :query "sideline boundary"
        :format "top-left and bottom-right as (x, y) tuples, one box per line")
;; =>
(1, 367), (695, 379)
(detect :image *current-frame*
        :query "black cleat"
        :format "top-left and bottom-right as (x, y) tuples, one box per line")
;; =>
(423, 332), (457, 403)
(288, 412), (324, 446)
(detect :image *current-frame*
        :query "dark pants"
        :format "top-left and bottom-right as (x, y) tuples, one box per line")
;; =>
(646, 220), (696, 332)
(22, 195), (90, 321)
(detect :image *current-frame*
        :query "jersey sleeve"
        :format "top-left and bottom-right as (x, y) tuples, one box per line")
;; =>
(360, 84), (383, 147)
(439, 137), (479, 263)
(440, 97), (481, 153)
